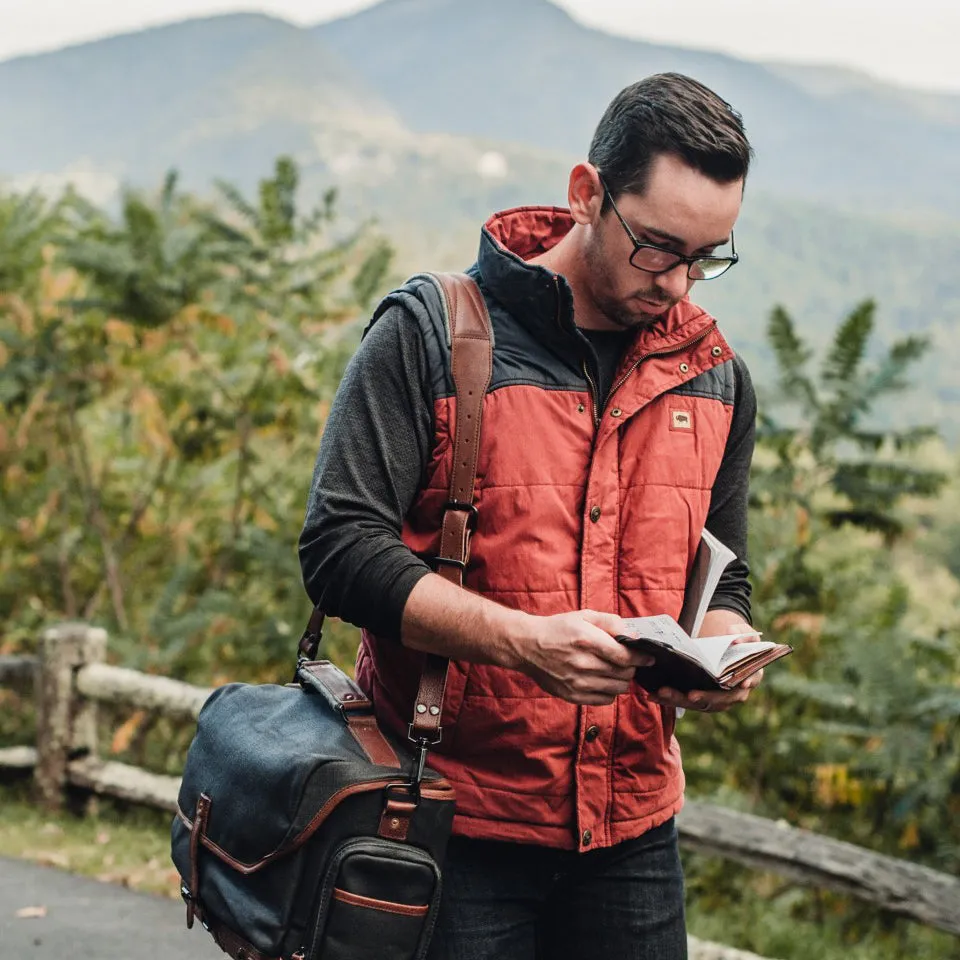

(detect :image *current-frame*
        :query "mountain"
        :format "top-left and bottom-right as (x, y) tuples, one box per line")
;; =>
(315, 0), (960, 219)
(0, 13), (397, 195)
(0, 5), (957, 434)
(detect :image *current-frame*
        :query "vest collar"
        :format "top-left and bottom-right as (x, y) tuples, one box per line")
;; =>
(478, 206), (717, 354)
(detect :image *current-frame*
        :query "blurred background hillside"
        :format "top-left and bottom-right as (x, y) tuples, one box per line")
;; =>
(1, 2), (959, 959)
(3, 0), (960, 429)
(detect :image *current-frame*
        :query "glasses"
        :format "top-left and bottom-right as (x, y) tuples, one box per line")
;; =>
(600, 180), (739, 281)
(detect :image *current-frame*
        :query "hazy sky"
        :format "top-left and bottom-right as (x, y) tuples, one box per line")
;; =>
(2, 0), (959, 94)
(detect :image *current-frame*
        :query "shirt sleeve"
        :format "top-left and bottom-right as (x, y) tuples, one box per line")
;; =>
(704, 354), (757, 624)
(298, 304), (436, 638)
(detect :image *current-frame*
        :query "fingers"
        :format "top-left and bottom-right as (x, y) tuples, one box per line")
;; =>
(578, 611), (655, 669)
(539, 669), (633, 706)
(651, 683), (755, 713)
(572, 653), (636, 684)
(579, 609), (624, 633)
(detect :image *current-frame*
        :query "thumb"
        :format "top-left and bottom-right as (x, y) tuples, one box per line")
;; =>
(579, 609), (625, 637)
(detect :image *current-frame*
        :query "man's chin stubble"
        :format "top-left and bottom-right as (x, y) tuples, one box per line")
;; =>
(608, 304), (669, 330)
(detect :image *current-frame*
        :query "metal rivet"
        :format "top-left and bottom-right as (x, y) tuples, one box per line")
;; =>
(429, 705), (441, 716)
(342, 694), (353, 700)
(416, 703), (427, 714)
(679, 363), (689, 373)
(610, 408), (622, 418)
(391, 818), (400, 828)
(711, 346), (723, 357)
(577, 403), (586, 413)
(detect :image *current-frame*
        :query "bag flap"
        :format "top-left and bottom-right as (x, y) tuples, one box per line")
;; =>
(177, 682), (414, 865)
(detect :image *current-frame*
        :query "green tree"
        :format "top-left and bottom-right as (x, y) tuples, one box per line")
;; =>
(0, 157), (391, 681)
(683, 300), (959, 873)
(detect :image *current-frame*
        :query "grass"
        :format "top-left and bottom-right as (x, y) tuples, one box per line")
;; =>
(683, 853), (960, 960)
(0, 779), (181, 898)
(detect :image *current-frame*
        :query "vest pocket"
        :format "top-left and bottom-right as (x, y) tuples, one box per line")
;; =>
(310, 837), (441, 960)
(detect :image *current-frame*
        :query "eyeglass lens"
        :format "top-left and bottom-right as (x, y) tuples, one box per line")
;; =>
(629, 247), (734, 280)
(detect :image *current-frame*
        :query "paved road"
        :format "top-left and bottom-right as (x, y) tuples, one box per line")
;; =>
(0, 856), (775, 960)
(0, 856), (219, 959)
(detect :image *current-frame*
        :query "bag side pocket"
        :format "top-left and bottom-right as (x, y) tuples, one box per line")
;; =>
(310, 838), (441, 960)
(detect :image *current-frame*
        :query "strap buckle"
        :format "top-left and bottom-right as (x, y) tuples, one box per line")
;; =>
(406, 727), (442, 786)
(443, 500), (479, 531)
(297, 629), (320, 662)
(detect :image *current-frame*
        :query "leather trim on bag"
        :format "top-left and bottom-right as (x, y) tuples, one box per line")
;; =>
(332, 887), (429, 917)
(205, 913), (282, 960)
(347, 714), (401, 768)
(187, 792), (211, 929)
(298, 660), (372, 713)
(377, 796), (418, 841)
(176, 778), (454, 874)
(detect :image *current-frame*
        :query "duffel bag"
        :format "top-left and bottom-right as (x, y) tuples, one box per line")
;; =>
(172, 659), (456, 960)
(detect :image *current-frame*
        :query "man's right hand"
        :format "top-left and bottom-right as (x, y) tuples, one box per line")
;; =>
(507, 609), (654, 706)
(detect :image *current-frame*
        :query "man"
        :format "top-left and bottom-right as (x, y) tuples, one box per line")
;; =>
(300, 73), (759, 960)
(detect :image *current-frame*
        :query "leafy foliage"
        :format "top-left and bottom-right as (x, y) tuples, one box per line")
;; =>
(683, 301), (960, 889)
(0, 157), (389, 680)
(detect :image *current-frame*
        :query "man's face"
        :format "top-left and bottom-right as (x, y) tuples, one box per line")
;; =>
(583, 153), (743, 330)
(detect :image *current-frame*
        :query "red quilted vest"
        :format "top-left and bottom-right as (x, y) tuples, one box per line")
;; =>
(356, 208), (735, 850)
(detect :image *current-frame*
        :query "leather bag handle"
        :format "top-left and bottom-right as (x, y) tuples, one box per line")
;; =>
(299, 273), (494, 746)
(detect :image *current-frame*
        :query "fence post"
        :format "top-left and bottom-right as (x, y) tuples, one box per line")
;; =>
(35, 623), (107, 810)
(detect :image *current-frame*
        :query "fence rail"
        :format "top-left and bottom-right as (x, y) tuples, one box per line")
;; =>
(1, 623), (959, 940)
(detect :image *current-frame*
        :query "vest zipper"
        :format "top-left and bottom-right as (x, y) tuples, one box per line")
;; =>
(604, 321), (718, 412)
(581, 359), (601, 429)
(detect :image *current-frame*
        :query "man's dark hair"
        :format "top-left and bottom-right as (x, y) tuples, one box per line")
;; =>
(588, 73), (752, 204)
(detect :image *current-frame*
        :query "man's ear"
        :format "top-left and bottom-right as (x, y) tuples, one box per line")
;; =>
(568, 163), (604, 226)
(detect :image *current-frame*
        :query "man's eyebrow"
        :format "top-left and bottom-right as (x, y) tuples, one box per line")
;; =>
(639, 223), (730, 252)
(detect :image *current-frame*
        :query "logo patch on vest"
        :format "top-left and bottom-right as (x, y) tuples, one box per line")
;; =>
(670, 409), (694, 431)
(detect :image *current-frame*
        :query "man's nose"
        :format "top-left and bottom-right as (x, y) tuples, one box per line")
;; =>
(654, 263), (692, 301)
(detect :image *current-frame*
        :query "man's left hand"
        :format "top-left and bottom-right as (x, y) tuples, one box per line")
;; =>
(647, 610), (762, 714)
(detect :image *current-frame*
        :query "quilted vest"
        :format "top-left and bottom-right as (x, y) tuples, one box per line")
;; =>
(355, 207), (737, 851)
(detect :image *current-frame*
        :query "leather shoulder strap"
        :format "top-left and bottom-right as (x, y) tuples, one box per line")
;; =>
(410, 272), (493, 742)
(299, 273), (494, 750)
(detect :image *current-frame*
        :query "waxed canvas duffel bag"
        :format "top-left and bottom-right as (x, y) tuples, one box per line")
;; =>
(171, 272), (493, 960)
(171, 659), (457, 960)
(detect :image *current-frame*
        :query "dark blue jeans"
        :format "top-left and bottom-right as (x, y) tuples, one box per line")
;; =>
(427, 818), (687, 960)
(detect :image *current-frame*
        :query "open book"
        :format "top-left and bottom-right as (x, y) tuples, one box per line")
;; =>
(618, 613), (791, 692)
(618, 529), (792, 693)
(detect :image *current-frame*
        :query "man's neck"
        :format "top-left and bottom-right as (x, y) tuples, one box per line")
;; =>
(528, 227), (616, 332)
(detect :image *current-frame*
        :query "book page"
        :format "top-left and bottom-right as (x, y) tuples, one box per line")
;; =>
(717, 639), (776, 673)
(678, 528), (737, 639)
(620, 614), (694, 653)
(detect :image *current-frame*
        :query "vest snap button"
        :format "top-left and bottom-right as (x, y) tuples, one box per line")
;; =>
(577, 403), (585, 413)
(610, 408), (622, 418)
(589, 506), (601, 523)
(584, 725), (600, 743)
(581, 829), (593, 846)
(679, 363), (689, 374)
(711, 345), (723, 357)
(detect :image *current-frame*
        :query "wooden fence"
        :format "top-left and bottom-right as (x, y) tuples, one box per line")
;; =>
(2, 623), (959, 944)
